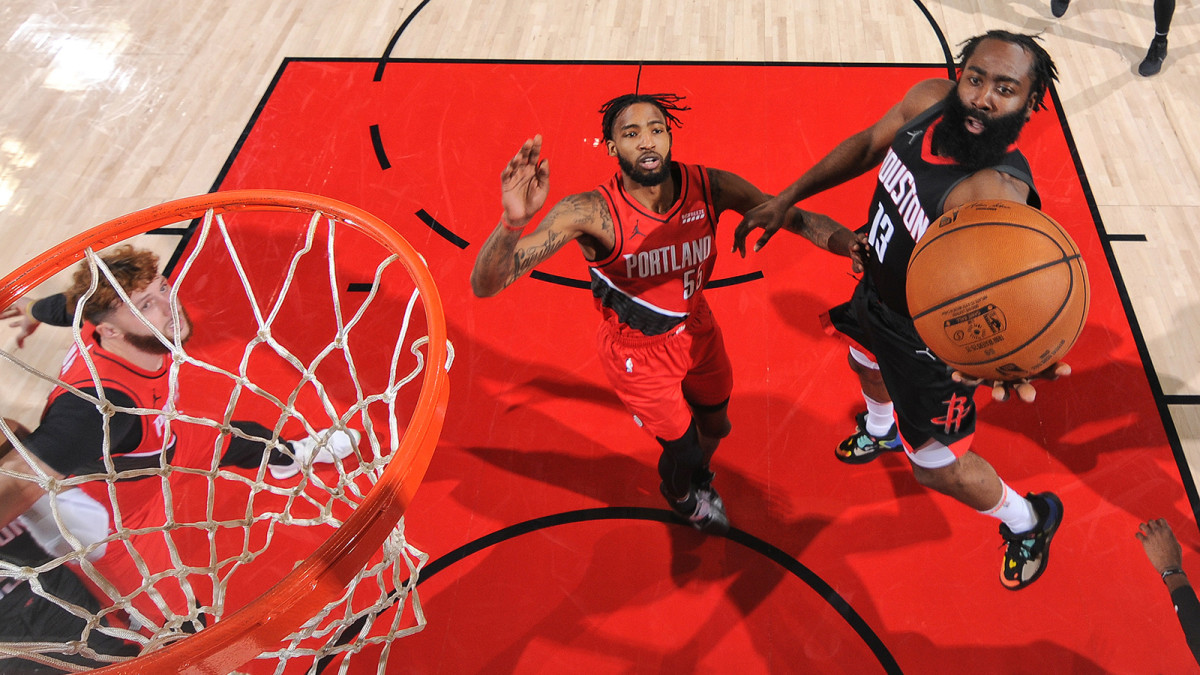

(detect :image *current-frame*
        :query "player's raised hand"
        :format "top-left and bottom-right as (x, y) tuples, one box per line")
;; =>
(952, 362), (1071, 403)
(501, 135), (551, 226)
(2, 298), (40, 349)
(732, 196), (791, 257)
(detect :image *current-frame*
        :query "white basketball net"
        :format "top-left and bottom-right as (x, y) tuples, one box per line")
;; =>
(0, 205), (451, 673)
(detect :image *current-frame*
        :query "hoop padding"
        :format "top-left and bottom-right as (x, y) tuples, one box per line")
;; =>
(0, 190), (449, 673)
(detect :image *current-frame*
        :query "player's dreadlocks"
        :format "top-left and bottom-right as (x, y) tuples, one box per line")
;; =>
(599, 93), (691, 141)
(957, 30), (1059, 111)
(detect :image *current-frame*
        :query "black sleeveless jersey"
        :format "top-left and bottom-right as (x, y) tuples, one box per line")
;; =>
(863, 100), (1040, 316)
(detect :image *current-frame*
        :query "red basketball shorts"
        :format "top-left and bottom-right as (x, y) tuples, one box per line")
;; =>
(595, 300), (733, 442)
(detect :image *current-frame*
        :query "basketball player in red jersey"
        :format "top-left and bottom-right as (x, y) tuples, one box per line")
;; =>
(735, 31), (1068, 589)
(0, 245), (358, 635)
(471, 93), (861, 533)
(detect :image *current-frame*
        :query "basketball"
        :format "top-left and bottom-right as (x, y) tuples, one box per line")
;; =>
(906, 200), (1089, 381)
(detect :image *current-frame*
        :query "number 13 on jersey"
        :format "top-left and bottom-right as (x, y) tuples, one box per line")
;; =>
(867, 202), (894, 263)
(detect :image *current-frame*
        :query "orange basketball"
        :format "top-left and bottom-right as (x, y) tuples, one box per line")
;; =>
(906, 200), (1089, 381)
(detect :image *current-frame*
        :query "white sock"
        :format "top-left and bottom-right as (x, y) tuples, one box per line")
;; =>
(863, 392), (895, 437)
(979, 483), (1037, 533)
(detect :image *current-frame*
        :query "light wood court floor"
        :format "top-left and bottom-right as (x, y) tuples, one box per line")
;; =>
(0, 0), (1197, 665)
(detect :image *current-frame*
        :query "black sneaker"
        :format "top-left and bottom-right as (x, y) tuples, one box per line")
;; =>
(1050, 0), (1070, 17)
(661, 483), (730, 534)
(999, 492), (1064, 590)
(1138, 36), (1168, 77)
(836, 411), (904, 464)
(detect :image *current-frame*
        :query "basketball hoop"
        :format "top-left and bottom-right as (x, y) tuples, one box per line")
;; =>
(0, 191), (449, 673)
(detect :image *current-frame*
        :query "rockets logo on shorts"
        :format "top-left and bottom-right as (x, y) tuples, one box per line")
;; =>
(932, 392), (972, 434)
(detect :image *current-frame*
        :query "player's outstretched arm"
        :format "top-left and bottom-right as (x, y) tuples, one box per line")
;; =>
(470, 136), (607, 297)
(711, 168), (863, 270)
(734, 78), (951, 255)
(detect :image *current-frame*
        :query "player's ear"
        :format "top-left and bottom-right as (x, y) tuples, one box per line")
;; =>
(606, 139), (617, 157)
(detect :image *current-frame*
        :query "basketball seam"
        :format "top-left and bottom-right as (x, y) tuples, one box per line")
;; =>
(941, 258), (1086, 368)
(909, 253), (1082, 322)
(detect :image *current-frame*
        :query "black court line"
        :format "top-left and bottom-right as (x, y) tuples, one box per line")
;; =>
(706, 271), (765, 288)
(529, 270), (765, 291)
(1165, 395), (1200, 406)
(375, 0), (434, 81)
(909, 0), (953, 75)
(1106, 233), (1149, 242)
(530, 270), (590, 289)
(416, 209), (468, 249)
(346, 283), (373, 293)
(315, 507), (902, 675)
(370, 125), (391, 170)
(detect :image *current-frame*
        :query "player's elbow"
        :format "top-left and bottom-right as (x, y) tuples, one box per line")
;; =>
(469, 270), (502, 298)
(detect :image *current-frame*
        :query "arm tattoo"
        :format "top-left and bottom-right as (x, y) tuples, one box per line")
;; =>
(508, 229), (570, 284)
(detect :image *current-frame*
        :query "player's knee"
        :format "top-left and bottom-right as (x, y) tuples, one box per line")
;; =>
(691, 398), (731, 439)
(847, 353), (883, 386)
(696, 414), (731, 440)
(912, 459), (963, 493)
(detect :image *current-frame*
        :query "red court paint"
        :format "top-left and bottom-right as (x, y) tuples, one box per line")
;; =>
(196, 61), (1196, 673)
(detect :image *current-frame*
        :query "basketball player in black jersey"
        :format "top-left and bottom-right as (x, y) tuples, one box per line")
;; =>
(734, 31), (1067, 590)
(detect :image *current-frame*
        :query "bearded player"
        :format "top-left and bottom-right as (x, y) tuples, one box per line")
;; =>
(735, 31), (1068, 589)
(472, 93), (861, 533)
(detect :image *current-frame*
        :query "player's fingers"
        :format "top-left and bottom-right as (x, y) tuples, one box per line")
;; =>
(753, 229), (776, 252)
(951, 370), (984, 387)
(1015, 380), (1037, 403)
(991, 381), (1010, 402)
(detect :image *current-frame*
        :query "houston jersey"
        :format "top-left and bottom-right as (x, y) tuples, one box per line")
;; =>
(589, 162), (718, 336)
(864, 100), (1039, 316)
(44, 327), (177, 478)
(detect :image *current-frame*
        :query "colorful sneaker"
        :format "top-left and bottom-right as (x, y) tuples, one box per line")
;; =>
(836, 411), (904, 464)
(661, 483), (730, 535)
(999, 492), (1064, 590)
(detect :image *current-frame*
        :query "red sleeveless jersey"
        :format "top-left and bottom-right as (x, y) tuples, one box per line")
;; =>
(589, 162), (718, 336)
(44, 327), (178, 479)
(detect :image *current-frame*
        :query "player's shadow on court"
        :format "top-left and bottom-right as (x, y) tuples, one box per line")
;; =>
(979, 322), (1193, 525)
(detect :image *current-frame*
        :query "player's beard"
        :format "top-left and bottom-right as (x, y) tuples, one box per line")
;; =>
(931, 90), (1030, 171)
(618, 149), (672, 186)
(125, 306), (193, 354)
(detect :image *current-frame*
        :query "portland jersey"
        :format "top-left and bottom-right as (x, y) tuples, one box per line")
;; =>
(43, 327), (177, 478)
(864, 100), (1040, 316)
(590, 162), (718, 336)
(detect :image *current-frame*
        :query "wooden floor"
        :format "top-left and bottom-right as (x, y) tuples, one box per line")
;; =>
(0, 0), (1197, 669)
